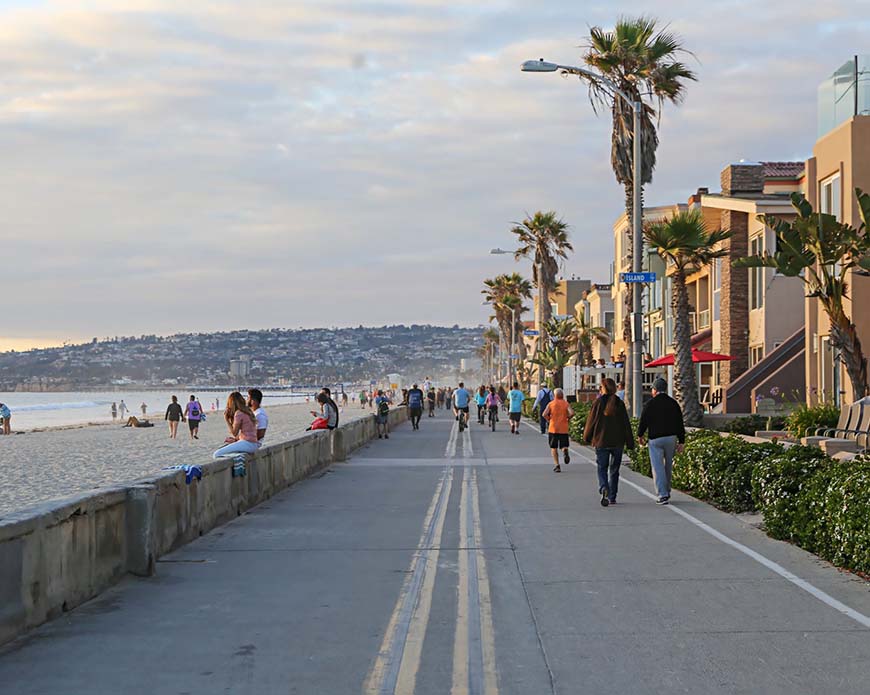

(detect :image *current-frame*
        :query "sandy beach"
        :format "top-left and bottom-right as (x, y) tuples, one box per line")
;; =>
(0, 402), (378, 518)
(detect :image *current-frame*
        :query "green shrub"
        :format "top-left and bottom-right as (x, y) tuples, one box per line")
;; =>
(521, 397), (536, 419)
(568, 401), (592, 443)
(785, 402), (840, 439)
(718, 414), (786, 436)
(751, 445), (829, 545)
(811, 456), (870, 572)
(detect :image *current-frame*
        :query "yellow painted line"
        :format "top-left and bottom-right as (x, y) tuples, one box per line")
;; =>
(451, 468), (471, 695)
(395, 466), (453, 693)
(471, 469), (499, 694)
(364, 467), (452, 694)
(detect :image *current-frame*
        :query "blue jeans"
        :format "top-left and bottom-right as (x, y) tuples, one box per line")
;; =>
(213, 439), (259, 459)
(648, 435), (677, 498)
(595, 448), (623, 501)
(539, 416), (548, 434)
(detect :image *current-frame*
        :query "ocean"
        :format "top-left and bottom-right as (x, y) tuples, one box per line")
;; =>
(0, 389), (327, 431)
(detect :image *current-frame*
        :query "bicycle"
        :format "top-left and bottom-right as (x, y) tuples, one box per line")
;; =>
(477, 404), (485, 425)
(488, 406), (498, 432)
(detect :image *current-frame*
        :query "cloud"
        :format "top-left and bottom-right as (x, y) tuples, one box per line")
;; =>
(1, 0), (866, 342)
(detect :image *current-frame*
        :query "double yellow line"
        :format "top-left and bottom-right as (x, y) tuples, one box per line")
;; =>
(365, 465), (497, 694)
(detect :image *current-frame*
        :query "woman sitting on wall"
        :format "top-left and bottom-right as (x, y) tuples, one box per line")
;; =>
(213, 391), (260, 459)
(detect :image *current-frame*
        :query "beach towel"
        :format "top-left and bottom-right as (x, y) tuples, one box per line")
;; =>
(162, 464), (203, 484)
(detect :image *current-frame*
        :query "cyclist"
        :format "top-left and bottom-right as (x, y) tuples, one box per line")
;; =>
(485, 386), (502, 430)
(507, 381), (526, 435)
(452, 382), (472, 427)
(475, 385), (487, 424)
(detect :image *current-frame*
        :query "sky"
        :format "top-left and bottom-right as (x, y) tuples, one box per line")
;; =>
(2, 0), (868, 350)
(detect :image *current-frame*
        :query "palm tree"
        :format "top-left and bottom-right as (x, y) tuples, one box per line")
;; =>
(482, 273), (533, 377)
(510, 211), (573, 383)
(645, 209), (731, 426)
(574, 312), (611, 366)
(583, 16), (696, 408)
(735, 190), (870, 400)
(477, 327), (501, 382)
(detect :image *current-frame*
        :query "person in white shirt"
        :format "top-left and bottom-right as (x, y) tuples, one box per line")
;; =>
(247, 388), (269, 446)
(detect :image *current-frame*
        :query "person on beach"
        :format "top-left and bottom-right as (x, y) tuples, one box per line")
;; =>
(375, 389), (391, 439)
(637, 377), (686, 506)
(140, 402), (148, 416)
(541, 388), (571, 473)
(342, 391), (348, 407)
(247, 388), (268, 446)
(407, 383), (424, 430)
(184, 395), (204, 440)
(165, 396), (184, 439)
(119, 400), (129, 419)
(360, 390), (367, 408)
(583, 377), (635, 506)
(533, 385), (553, 435)
(213, 391), (259, 458)
(111, 402), (118, 420)
(311, 392), (339, 430)
(0, 402), (11, 435)
(507, 382), (525, 435)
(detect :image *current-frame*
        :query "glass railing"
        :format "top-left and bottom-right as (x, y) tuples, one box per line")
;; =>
(818, 56), (870, 137)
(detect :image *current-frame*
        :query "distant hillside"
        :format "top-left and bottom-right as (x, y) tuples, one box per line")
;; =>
(0, 325), (484, 391)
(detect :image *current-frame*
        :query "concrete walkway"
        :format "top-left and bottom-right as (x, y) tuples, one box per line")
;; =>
(2, 411), (870, 694)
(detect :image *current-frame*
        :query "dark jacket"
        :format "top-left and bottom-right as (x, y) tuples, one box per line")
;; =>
(637, 393), (686, 443)
(583, 394), (635, 450)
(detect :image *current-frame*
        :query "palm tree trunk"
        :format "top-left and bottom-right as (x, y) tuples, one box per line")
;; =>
(827, 304), (870, 399)
(671, 271), (704, 426)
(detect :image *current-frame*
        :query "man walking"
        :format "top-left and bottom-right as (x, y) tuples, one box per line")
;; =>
(375, 390), (391, 439)
(407, 383), (425, 430)
(532, 384), (553, 435)
(637, 377), (686, 506)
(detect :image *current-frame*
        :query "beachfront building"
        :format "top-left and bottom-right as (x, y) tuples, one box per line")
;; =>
(574, 284), (614, 363)
(803, 56), (870, 406)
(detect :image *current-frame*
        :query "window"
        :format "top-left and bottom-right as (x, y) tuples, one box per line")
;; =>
(604, 311), (615, 337)
(820, 336), (835, 402)
(712, 258), (722, 322)
(749, 345), (764, 368)
(749, 235), (764, 310)
(654, 325), (665, 358)
(820, 173), (842, 221)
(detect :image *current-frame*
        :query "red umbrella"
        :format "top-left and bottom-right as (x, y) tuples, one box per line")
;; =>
(645, 349), (734, 368)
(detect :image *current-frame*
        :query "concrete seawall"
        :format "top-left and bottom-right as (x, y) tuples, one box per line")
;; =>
(0, 406), (407, 646)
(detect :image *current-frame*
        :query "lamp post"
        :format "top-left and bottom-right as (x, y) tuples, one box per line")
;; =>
(520, 58), (644, 418)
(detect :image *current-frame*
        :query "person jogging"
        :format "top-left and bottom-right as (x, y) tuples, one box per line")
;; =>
(583, 377), (635, 507)
(407, 383), (425, 430)
(507, 382), (525, 435)
(541, 388), (571, 473)
(533, 384), (553, 435)
(637, 377), (686, 506)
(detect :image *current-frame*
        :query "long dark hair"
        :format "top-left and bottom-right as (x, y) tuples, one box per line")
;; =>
(601, 378), (619, 416)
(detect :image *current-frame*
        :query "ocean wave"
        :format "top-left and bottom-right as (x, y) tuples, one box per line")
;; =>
(9, 401), (109, 412)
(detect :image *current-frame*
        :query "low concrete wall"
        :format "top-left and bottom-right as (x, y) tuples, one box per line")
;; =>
(0, 406), (407, 646)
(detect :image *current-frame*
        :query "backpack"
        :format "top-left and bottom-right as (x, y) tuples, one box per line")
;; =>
(408, 390), (423, 408)
(538, 389), (552, 410)
(191, 403), (200, 417)
(377, 398), (390, 417)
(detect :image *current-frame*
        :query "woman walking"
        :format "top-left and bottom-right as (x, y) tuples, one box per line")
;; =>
(165, 396), (184, 439)
(213, 391), (260, 458)
(583, 378), (635, 507)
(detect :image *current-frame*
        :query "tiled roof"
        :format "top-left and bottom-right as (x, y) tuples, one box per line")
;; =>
(762, 161), (804, 179)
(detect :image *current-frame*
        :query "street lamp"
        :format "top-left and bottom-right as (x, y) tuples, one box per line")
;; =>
(492, 247), (546, 386)
(520, 58), (644, 418)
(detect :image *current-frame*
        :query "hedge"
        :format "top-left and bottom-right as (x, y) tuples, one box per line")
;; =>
(626, 429), (870, 575)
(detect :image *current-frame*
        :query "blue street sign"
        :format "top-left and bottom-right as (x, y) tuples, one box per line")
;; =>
(523, 329), (540, 336)
(620, 272), (657, 283)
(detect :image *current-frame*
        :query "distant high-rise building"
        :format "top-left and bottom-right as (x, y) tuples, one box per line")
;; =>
(229, 355), (251, 381)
